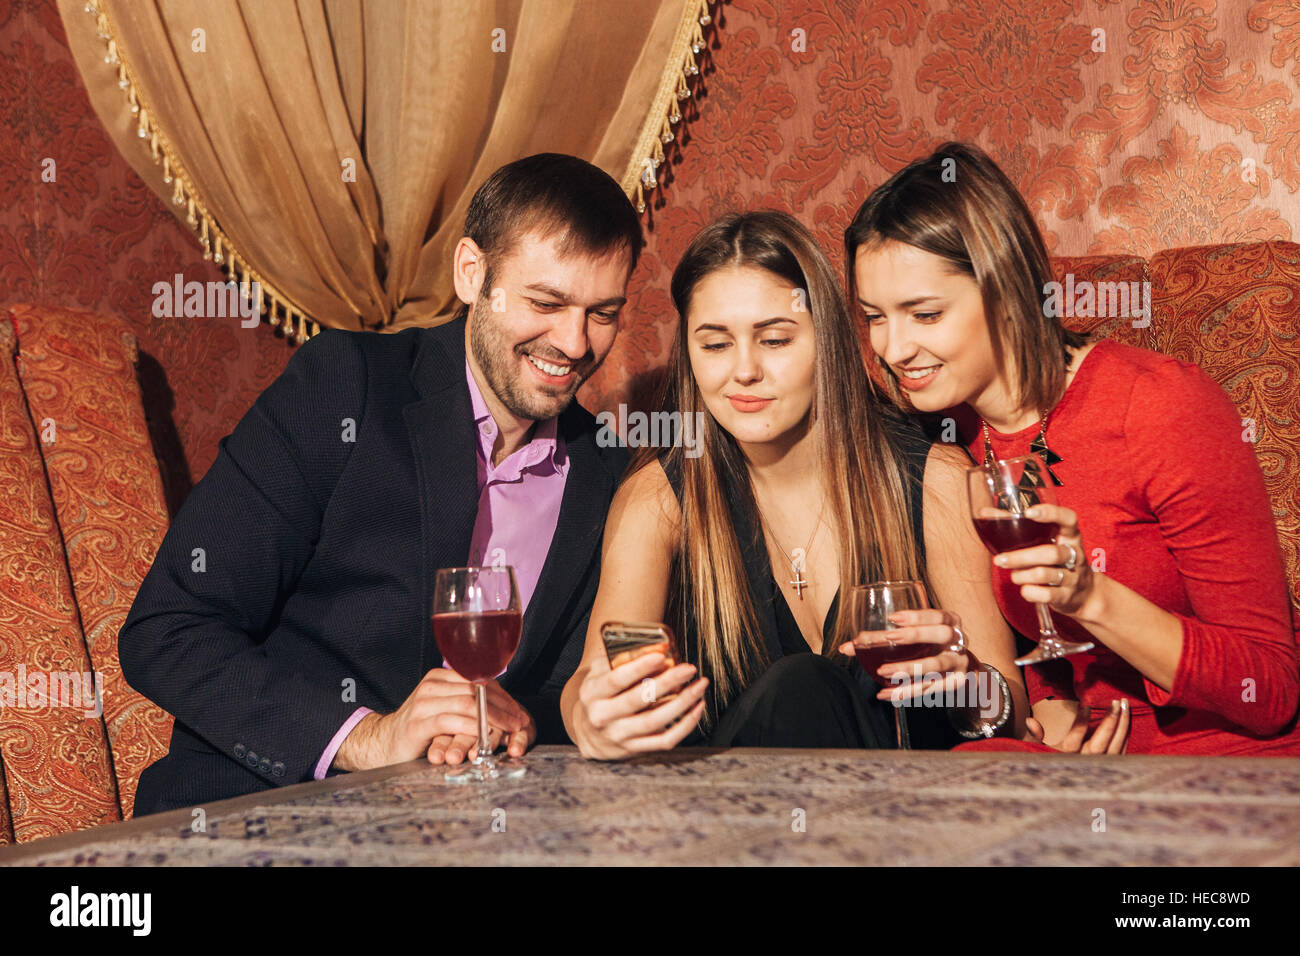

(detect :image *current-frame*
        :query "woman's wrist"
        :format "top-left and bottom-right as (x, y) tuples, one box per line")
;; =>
(954, 648), (984, 718)
(1072, 570), (1112, 626)
(572, 699), (598, 756)
(948, 662), (1013, 738)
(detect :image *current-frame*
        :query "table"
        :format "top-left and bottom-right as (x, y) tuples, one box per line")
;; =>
(2, 747), (1298, 865)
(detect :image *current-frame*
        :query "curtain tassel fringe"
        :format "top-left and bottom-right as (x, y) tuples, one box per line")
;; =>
(81, 0), (323, 344)
(630, 0), (714, 213)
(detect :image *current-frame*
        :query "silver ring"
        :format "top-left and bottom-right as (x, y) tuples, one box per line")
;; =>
(948, 624), (967, 655)
(1052, 568), (1066, 587)
(1060, 542), (1079, 572)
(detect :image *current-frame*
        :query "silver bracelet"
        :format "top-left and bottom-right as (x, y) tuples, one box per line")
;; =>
(949, 662), (1012, 739)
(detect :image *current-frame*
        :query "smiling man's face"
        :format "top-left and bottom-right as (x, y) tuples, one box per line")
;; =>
(460, 229), (631, 423)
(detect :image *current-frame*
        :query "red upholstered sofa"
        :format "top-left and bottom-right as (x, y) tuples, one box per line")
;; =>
(0, 240), (1296, 843)
(0, 304), (173, 844)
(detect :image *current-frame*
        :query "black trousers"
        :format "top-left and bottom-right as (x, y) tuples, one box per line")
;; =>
(703, 653), (891, 749)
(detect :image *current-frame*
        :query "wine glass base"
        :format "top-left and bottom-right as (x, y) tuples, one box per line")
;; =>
(443, 756), (527, 785)
(1015, 639), (1095, 666)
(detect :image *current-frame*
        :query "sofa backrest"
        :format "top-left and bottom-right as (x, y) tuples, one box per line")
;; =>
(0, 315), (121, 842)
(0, 306), (174, 842)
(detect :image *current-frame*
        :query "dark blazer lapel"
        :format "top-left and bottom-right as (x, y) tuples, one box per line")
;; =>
(508, 406), (616, 679)
(402, 320), (479, 674)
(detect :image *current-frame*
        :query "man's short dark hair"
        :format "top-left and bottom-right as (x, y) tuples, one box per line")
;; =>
(463, 153), (643, 295)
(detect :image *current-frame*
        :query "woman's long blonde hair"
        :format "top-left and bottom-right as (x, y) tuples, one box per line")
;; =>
(628, 211), (925, 719)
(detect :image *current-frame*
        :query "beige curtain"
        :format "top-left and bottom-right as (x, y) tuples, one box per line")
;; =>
(58, 0), (713, 341)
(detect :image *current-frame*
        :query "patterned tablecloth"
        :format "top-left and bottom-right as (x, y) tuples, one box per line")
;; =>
(2, 746), (1298, 866)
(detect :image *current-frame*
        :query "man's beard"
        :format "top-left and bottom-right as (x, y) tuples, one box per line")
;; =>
(468, 292), (603, 421)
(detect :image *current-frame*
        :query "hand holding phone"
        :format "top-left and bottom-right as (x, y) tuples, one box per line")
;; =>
(573, 621), (707, 759)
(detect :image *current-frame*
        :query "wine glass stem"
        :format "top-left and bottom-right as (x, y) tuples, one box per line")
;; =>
(475, 682), (491, 763)
(894, 710), (911, 750)
(1035, 601), (1059, 649)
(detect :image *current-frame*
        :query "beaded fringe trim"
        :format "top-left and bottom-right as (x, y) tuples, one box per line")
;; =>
(621, 0), (714, 214)
(81, 0), (321, 344)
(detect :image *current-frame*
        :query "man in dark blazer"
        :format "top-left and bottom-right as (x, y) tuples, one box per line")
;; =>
(121, 154), (638, 814)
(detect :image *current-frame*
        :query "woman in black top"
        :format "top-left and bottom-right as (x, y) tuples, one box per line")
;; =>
(560, 211), (1026, 758)
(657, 414), (962, 749)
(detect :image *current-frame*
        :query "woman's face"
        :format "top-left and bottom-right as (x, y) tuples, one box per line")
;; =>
(853, 239), (1000, 414)
(685, 265), (817, 448)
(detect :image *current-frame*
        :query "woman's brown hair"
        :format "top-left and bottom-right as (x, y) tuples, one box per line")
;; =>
(844, 141), (1087, 415)
(628, 210), (925, 719)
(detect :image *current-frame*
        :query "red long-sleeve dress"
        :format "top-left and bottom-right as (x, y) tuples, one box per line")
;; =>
(960, 339), (1300, 755)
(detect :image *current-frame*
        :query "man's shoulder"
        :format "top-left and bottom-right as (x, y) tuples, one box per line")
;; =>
(295, 324), (464, 401)
(311, 326), (426, 367)
(286, 327), (405, 379)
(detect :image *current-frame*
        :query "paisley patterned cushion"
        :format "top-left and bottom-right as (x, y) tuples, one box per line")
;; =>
(1147, 242), (1300, 627)
(0, 315), (122, 842)
(1051, 255), (1154, 349)
(8, 305), (174, 823)
(0, 752), (11, 845)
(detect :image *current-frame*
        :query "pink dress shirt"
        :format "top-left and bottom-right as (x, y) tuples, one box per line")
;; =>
(312, 359), (568, 778)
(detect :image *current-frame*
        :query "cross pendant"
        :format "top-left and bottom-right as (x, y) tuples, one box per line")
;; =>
(790, 565), (808, 598)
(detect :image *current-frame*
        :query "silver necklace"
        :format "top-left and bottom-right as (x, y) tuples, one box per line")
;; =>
(754, 495), (825, 599)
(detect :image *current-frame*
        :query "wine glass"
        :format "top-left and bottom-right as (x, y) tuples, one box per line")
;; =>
(432, 566), (526, 783)
(847, 580), (961, 749)
(967, 453), (1094, 665)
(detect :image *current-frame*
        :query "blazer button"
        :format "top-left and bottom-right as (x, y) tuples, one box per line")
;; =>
(246, 751), (259, 768)
(233, 743), (246, 759)
(259, 757), (272, 774)
(272, 761), (285, 777)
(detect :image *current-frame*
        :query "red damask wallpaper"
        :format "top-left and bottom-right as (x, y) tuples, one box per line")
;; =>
(3, 0), (1298, 496)
(582, 0), (1300, 413)
(1, 0), (295, 513)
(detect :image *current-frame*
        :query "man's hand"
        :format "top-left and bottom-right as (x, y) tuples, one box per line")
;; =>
(427, 680), (538, 765)
(333, 669), (530, 773)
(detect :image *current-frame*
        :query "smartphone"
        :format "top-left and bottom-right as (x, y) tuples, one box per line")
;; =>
(600, 621), (678, 698)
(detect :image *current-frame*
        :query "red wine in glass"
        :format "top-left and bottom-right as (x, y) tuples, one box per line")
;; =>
(433, 609), (521, 682)
(431, 566), (526, 783)
(972, 514), (1061, 554)
(847, 580), (963, 749)
(854, 639), (954, 676)
(967, 453), (1094, 666)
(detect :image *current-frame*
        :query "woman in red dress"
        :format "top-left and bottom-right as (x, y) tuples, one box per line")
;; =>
(841, 141), (1300, 756)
